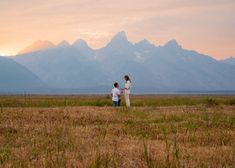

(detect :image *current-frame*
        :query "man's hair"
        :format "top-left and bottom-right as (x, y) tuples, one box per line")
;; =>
(114, 82), (118, 87)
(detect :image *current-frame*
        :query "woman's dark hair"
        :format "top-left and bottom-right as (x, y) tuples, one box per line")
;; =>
(124, 75), (131, 82)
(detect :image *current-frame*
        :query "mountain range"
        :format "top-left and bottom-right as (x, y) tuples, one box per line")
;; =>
(1, 31), (235, 94)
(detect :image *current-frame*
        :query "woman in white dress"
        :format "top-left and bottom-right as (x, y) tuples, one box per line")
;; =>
(123, 75), (131, 107)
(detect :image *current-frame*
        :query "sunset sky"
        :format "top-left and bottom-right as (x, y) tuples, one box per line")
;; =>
(0, 0), (234, 59)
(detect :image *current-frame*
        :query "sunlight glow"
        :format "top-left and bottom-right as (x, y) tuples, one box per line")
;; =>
(0, 0), (234, 59)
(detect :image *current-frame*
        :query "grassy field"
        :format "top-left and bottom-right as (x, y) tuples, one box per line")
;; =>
(0, 95), (235, 107)
(0, 95), (234, 167)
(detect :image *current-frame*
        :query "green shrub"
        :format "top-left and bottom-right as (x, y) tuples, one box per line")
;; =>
(206, 98), (218, 107)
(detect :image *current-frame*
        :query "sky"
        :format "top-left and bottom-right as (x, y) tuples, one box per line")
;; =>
(0, 0), (234, 59)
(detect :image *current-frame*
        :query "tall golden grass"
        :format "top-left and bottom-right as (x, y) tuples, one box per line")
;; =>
(0, 96), (234, 167)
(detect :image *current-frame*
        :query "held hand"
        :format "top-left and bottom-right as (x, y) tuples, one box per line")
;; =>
(120, 88), (124, 93)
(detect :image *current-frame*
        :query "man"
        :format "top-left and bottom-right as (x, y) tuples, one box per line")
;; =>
(111, 82), (121, 107)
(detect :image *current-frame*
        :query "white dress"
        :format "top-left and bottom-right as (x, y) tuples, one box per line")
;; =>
(124, 80), (131, 107)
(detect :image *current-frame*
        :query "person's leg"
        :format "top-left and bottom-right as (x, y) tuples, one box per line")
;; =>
(113, 101), (118, 107)
(125, 93), (130, 107)
(118, 99), (121, 106)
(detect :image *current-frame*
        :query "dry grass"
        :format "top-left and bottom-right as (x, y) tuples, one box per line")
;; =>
(0, 95), (235, 107)
(0, 97), (235, 167)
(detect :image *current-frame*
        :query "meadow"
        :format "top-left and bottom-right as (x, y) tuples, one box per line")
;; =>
(0, 95), (234, 167)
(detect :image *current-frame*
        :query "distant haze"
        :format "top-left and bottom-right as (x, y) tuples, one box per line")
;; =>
(0, 0), (235, 59)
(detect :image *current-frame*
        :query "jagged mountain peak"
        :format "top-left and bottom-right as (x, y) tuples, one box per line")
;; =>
(136, 39), (156, 46)
(106, 31), (133, 49)
(73, 38), (87, 44)
(110, 31), (131, 43)
(137, 39), (151, 45)
(57, 40), (70, 47)
(164, 39), (181, 48)
(112, 31), (127, 40)
(134, 39), (156, 51)
(73, 39), (91, 49)
(18, 40), (55, 54)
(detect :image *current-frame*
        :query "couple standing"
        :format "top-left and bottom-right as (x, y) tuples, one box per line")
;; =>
(111, 75), (131, 107)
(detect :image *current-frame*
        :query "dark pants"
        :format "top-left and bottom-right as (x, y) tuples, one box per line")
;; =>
(113, 99), (121, 107)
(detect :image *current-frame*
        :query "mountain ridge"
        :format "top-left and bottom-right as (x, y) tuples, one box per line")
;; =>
(0, 56), (45, 92)
(2, 31), (235, 93)
(18, 40), (55, 55)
